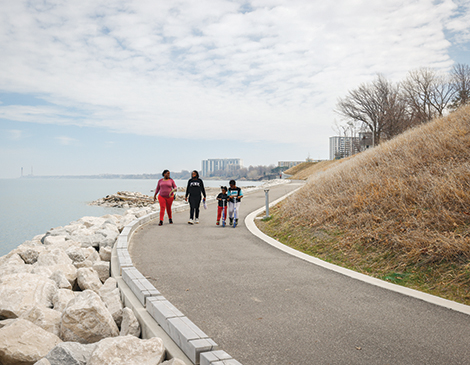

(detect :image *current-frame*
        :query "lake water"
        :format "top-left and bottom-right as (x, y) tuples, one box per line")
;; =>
(0, 178), (262, 257)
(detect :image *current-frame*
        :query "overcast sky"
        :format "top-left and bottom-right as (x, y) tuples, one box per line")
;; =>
(0, 0), (469, 178)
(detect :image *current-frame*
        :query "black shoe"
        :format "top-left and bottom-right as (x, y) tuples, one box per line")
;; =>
(169, 219), (173, 224)
(159, 220), (163, 226)
(229, 218), (233, 225)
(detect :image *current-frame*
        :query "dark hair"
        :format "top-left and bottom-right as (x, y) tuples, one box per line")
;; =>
(221, 186), (227, 191)
(229, 179), (236, 185)
(162, 169), (170, 177)
(192, 170), (199, 179)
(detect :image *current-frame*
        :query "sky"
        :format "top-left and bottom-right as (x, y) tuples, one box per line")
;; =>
(0, 0), (469, 178)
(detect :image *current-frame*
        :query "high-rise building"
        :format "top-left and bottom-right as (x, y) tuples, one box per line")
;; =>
(329, 132), (372, 160)
(201, 158), (243, 177)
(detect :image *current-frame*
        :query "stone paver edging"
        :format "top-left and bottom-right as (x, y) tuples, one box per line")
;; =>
(111, 198), (242, 365)
(245, 186), (470, 316)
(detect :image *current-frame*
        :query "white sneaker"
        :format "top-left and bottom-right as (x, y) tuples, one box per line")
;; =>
(188, 219), (194, 225)
(195, 218), (199, 224)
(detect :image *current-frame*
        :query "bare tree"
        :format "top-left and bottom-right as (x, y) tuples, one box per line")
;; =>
(450, 63), (470, 109)
(335, 74), (407, 145)
(401, 68), (455, 124)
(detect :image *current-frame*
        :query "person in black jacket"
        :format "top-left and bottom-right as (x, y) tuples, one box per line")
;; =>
(185, 170), (206, 224)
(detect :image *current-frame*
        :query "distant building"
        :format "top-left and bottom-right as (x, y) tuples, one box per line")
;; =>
(329, 133), (372, 160)
(278, 161), (305, 169)
(201, 158), (243, 177)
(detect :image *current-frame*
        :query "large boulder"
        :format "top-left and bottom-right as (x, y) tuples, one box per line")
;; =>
(60, 290), (119, 343)
(87, 336), (165, 365)
(0, 319), (62, 365)
(21, 306), (62, 337)
(99, 246), (112, 262)
(76, 268), (102, 292)
(0, 273), (57, 319)
(98, 278), (123, 327)
(45, 342), (97, 365)
(52, 289), (76, 313)
(49, 270), (73, 290)
(92, 261), (110, 283)
(37, 249), (73, 267)
(33, 358), (51, 365)
(120, 307), (140, 337)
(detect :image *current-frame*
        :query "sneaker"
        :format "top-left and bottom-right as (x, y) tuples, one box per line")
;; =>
(216, 221), (220, 225)
(169, 219), (173, 224)
(229, 218), (233, 225)
(159, 220), (163, 226)
(188, 219), (194, 225)
(195, 218), (199, 224)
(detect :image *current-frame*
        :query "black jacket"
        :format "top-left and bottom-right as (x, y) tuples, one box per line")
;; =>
(185, 178), (206, 200)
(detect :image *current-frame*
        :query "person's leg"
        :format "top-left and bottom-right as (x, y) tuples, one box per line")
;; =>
(166, 197), (174, 221)
(217, 206), (222, 221)
(228, 201), (234, 218)
(157, 195), (166, 222)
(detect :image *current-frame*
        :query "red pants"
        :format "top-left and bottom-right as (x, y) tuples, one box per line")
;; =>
(158, 195), (174, 221)
(217, 206), (227, 221)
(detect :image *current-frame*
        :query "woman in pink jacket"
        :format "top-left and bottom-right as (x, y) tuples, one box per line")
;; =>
(153, 170), (177, 226)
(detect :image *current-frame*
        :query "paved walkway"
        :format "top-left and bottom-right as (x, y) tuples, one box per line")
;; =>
(130, 183), (470, 365)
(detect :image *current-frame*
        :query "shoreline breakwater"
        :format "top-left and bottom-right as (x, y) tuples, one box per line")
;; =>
(0, 179), (289, 364)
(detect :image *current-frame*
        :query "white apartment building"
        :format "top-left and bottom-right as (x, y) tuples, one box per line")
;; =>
(201, 158), (243, 177)
(329, 132), (372, 160)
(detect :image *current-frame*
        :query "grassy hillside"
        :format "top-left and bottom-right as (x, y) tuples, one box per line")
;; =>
(285, 160), (342, 180)
(258, 105), (470, 304)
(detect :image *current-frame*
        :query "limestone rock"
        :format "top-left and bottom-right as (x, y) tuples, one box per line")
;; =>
(42, 235), (68, 247)
(99, 246), (112, 262)
(50, 270), (73, 290)
(0, 319), (62, 365)
(84, 247), (101, 263)
(65, 247), (87, 264)
(45, 342), (97, 365)
(93, 261), (110, 283)
(0, 273), (57, 319)
(60, 290), (119, 343)
(0, 319), (15, 329)
(34, 358), (51, 365)
(21, 306), (62, 337)
(87, 336), (165, 365)
(37, 249), (73, 267)
(120, 307), (140, 337)
(98, 278), (123, 327)
(74, 259), (93, 269)
(76, 268), (102, 292)
(19, 249), (41, 264)
(52, 289), (76, 313)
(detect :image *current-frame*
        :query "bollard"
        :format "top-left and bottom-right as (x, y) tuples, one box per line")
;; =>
(264, 189), (270, 219)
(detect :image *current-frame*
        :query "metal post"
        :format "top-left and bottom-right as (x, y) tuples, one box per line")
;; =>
(264, 189), (270, 219)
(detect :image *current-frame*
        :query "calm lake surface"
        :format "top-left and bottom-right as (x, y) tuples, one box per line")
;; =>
(0, 178), (262, 257)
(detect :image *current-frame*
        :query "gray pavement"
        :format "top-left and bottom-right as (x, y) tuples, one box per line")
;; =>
(130, 182), (470, 365)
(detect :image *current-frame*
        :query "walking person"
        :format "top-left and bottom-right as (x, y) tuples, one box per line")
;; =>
(185, 170), (206, 224)
(153, 170), (177, 226)
(227, 179), (243, 226)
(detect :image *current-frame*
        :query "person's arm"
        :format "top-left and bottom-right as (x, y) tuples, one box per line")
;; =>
(238, 188), (243, 199)
(185, 180), (190, 201)
(154, 180), (161, 201)
(201, 179), (206, 200)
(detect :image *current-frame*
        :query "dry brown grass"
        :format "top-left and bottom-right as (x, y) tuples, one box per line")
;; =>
(285, 160), (341, 180)
(260, 105), (470, 304)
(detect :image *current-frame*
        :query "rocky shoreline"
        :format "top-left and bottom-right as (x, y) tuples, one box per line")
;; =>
(0, 179), (290, 364)
(0, 207), (186, 365)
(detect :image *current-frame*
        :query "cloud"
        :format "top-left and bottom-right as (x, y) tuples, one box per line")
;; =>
(55, 136), (78, 146)
(0, 0), (467, 148)
(7, 129), (23, 140)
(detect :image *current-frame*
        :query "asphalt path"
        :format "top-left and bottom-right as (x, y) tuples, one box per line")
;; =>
(130, 182), (470, 365)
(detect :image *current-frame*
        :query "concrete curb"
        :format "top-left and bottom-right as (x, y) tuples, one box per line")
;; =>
(111, 199), (243, 364)
(245, 186), (470, 316)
